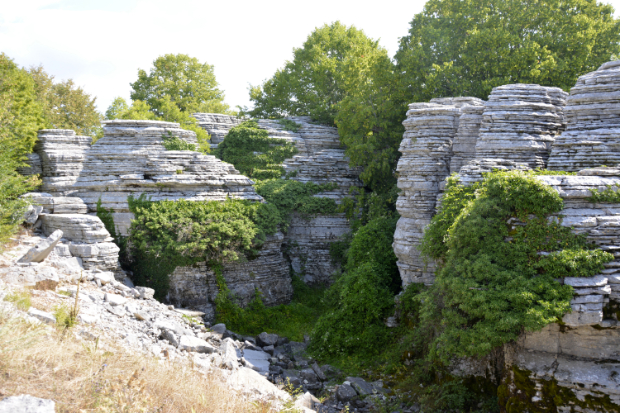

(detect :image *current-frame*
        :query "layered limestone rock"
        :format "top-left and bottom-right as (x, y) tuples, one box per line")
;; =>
(474, 84), (568, 169)
(393, 102), (461, 285)
(448, 105), (485, 174)
(192, 113), (362, 285)
(21, 121), (293, 312)
(167, 232), (292, 319)
(548, 60), (620, 172)
(191, 113), (244, 149)
(34, 129), (92, 192)
(73, 120), (260, 223)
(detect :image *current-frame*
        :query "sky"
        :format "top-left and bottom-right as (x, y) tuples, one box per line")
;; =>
(2, 0), (620, 114)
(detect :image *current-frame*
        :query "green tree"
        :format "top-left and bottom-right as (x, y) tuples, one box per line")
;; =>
(104, 96), (129, 120)
(0, 54), (43, 247)
(249, 21), (389, 126)
(130, 54), (231, 116)
(0, 54), (45, 159)
(395, 0), (620, 101)
(105, 96), (210, 153)
(28, 66), (102, 137)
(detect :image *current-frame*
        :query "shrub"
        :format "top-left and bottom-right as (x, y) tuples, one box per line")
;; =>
(217, 120), (298, 180)
(4, 290), (31, 311)
(419, 170), (613, 363)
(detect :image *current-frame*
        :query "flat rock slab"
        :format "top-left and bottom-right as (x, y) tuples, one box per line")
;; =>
(243, 349), (270, 375)
(346, 376), (374, 396)
(178, 335), (216, 353)
(0, 394), (55, 413)
(18, 230), (63, 263)
(565, 275), (608, 288)
(104, 293), (126, 306)
(27, 308), (56, 325)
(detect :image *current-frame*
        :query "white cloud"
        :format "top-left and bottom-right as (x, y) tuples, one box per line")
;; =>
(2, 0), (619, 113)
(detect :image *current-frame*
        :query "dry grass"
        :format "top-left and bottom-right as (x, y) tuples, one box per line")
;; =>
(0, 311), (277, 413)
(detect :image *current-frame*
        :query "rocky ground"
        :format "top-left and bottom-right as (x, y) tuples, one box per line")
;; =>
(0, 230), (415, 413)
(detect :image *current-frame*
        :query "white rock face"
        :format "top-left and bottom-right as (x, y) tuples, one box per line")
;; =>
(192, 113), (244, 149)
(393, 102), (462, 285)
(548, 60), (620, 171)
(474, 84), (568, 169)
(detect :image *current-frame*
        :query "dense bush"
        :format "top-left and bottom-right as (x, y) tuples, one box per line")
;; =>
(217, 120), (298, 180)
(419, 171), (613, 363)
(125, 195), (279, 300)
(310, 216), (399, 357)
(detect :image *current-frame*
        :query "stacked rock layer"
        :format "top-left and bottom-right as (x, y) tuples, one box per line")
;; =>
(193, 114), (363, 285)
(21, 120), (293, 316)
(394, 102), (462, 285)
(191, 113), (244, 149)
(474, 84), (568, 169)
(547, 60), (620, 171)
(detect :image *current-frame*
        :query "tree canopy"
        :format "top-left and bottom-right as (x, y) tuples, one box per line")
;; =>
(395, 0), (620, 101)
(29, 66), (102, 137)
(130, 53), (231, 116)
(248, 22), (390, 126)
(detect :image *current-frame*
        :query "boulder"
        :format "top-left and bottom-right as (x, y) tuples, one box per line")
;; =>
(17, 230), (63, 263)
(135, 286), (154, 300)
(346, 376), (374, 396)
(210, 323), (226, 334)
(243, 349), (270, 375)
(0, 394), (55, 413)
(23, 205), (43, 225)
(256, 331), (279, 347)
(104, 293), (126, 306)
(336, 384), (358, 402)
(178, 336), (216, 353)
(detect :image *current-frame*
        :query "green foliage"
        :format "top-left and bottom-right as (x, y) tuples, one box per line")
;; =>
(217, 120), (298, 180)
(161, 131), (196, 151)
(249, 21), (388, 126)
(126, 196), (279, 300)
(28, 66), (103, 138)
(4, 290), (31, 311)
(130, 53), (231, 115)
(418, 170), (614, 363)
(588, 184), (620, 203)
(255, 179), (339, 230)
(95, 198), (129, 267)
(215, 273), (329, 341)
(53, 302), (77, 329)
(309, 216), (399, 358)
(395, 0), (620, 101)
(277, 119), (301, 132)
(105, 96), (210, 153)
(0, 53), (46, 159)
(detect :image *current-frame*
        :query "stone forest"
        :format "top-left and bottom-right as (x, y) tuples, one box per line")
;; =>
(2, 1), (620, 412)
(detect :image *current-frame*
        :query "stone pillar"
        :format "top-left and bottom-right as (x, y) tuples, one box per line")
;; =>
(393, 103), (461, 286)
(547, 60), (620, 171)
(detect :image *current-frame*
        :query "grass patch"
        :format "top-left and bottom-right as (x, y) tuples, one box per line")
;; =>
(0, 311), (277, 413)
(4, 290), (31, 311)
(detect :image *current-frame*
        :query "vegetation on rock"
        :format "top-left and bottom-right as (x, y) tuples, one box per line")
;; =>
(419, 171), (613, 362)
(217, 120), (298, 180)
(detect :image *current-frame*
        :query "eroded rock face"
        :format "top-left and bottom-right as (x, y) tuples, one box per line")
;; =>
(193, 114), (362, 285)
(548, 60), (620, 171)
(21, 121), (293, 313)
(393, 102), (462, 285)
(167, 232), (292, 319)
(474, 84), (568, 169)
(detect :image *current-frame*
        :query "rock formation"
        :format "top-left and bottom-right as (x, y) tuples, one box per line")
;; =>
(193, 114), (362, 285)
(393, 101), (473, 285)
(191, 113), (244, 149)
(394, 61), (620, 410)
(167, 232), (292, 319)
(548, 60), (620, 171)
(474, 84), (568, 169)
(20, 120), (293, 316)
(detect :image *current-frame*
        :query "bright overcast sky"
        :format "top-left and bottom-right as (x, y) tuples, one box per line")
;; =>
(2, 0), (620, 114)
